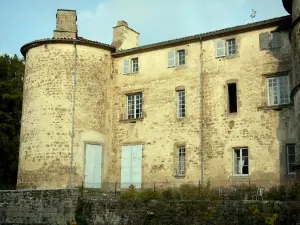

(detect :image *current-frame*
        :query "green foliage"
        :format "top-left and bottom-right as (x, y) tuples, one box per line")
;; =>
(75, 197), (93, 225)
(264, 181), (300, 201)
(0, 54), (24, 188)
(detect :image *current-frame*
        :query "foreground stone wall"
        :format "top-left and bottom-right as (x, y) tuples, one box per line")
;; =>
(1, 189), (300, 225)
(0, 189), (78, 225)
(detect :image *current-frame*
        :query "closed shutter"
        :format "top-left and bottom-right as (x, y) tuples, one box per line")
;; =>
(216, 40), (226, 57)
(123, 59), (130, 74)
(121, 146), (131, 188)
(168, 51), (176, 67)
(259, 32), (270, 50)
(131, 145), (142, 188)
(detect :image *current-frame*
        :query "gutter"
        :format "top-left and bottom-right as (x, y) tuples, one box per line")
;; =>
(68, 41), (78, 188)
(199, 37), (204, 185)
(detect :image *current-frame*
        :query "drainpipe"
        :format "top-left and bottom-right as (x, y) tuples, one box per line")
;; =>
(199, 37), (204, 185)
(68, 41), (78, 188)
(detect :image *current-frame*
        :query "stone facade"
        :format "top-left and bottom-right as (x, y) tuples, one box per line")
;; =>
(282, 0), (300, 179)
(18, 9), (297, 189)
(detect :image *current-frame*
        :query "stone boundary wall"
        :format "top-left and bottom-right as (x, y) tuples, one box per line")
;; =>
(0, 189), (79, 225)
(1, 189), (300, 224)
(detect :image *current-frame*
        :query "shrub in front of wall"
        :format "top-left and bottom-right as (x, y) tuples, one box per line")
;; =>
(265, 185), (286, 201)
(285, 180), (300, 201)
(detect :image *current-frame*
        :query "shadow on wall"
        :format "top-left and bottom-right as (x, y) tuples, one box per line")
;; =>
(269, 16), (296, 185)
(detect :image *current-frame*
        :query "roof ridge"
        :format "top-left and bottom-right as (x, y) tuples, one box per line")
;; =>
(113, 15), (291, 55)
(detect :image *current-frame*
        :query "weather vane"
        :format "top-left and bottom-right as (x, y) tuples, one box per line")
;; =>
(251, 9), (257, 22)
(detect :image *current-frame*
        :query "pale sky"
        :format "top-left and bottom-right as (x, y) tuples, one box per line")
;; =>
(0, 0), (288, 57)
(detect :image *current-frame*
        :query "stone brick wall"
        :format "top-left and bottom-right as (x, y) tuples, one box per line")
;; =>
(0, 189), (78, 225)
(54, 10), (77, 39)
(112, 26), (295, 188)
(18, 43), (112, 189)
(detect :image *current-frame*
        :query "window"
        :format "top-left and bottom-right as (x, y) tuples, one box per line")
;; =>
(177, 90), (185, 118)
(259, 31), (281, 51)
(287, 144), (296, 175)
(233, 148), (248, 175)
(267, 75), (290, 106)
(123, 58), (139, 74)
(132, 58), (138, 73)
(168, 49), (186, 67)
(227, 83), (237, 113)
(127, 93), (142, 119)
(271, 32), (281, 49)
(177, 146), (186, 176)
(227, 39), (236, 55)
(216, 39), (236, 57)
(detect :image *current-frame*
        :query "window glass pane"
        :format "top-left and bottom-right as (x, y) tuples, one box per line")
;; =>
(132, 58), (138, 73)
(178, 146), (186, 175)
(127, 93), (142, 119)
(177, 90), (186, 118)
(227, 39), (236, 55)
(178, 50), (185, 65)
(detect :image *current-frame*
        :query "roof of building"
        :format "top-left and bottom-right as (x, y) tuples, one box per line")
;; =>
(20, 36), (115, 56)
(20, 15), (291, 57)
(112, 15), (291, 56)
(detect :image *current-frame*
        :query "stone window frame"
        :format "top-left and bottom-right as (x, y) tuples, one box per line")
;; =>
(173, 142), (187, 178)
(232, 147), (249, 177)
(167, 48), (187, 68)
(120, 89), (145, 123)
(123, 57), (139, 75)
(225, 79), (239, 116)
(215, 36), (239, 58)
(286, 144), (297, 175)
(266, 75), (290, 106)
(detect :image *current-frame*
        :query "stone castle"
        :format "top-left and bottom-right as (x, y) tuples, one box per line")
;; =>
(17, 0), (300, 189)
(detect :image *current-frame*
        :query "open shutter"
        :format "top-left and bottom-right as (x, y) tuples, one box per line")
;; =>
(215, 40), (225, 57)
(168, 51), (176, 67)
(123, 59), (130, 74)
(259, 32), (270, 50)
(121, 146), (132, 188)
(131, 145), (142, 189)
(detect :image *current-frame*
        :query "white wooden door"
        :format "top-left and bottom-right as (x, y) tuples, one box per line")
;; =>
(121, 145), (142, 188)
(85, 144), (102, 188)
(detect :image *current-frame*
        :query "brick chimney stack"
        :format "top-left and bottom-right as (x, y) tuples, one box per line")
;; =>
(54, 9), (77, 39)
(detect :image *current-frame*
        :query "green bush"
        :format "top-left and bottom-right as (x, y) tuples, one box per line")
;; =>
(286, 180), (300, 200)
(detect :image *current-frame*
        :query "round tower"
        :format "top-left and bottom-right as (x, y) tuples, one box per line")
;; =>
(282, 0), (300, 178)
(17, 9), (114, 188)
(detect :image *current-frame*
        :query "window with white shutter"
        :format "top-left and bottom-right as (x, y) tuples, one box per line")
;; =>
(168, 51), (176, 67)
(267, 75), (290, 106)
(216, 40), (226, 57)
(168, 49), (186, 68)
(123, 59), (130, 74)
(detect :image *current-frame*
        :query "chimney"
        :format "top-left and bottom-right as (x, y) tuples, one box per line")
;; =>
(54, 9), (77, 39)
(112, 21), (139, 50)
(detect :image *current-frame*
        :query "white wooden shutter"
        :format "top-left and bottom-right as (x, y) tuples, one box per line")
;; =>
(131, 145), (142, 189)
(123, 59), (130, 74)
(216, 40), (226, 57)
(121, 146), (132, 188)
(168, 51), (176, 67)
(259, 32), (270, 50)
(93, 145), (102, 188)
